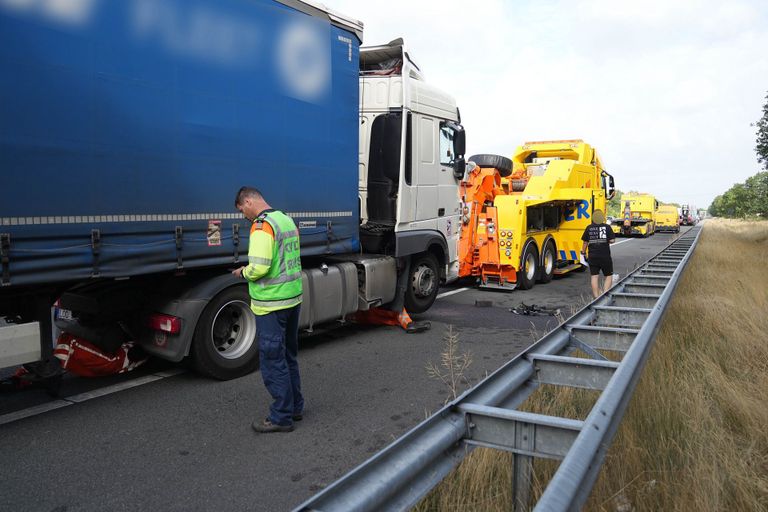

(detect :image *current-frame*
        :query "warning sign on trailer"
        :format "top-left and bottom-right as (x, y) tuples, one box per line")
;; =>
(207, 220), (222, 246)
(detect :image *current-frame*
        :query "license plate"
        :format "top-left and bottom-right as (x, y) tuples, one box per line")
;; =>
(56, 308), (73, 321)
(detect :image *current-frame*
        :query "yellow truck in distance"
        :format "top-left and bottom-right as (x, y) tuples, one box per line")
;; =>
(458, 140), (616, 290)
(612, 193), (658, 237)
(655, 204), (680, 233)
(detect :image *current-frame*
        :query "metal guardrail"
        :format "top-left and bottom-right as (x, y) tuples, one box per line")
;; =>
(296, 226), (703, 512)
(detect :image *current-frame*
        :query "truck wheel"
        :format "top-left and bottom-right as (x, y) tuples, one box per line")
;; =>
(192, 286), (259, 380)
(405, 253), (440, 314)
(517, 243), (538, 290)
(538, 242), (555, 283)
(468, 154), (513, 177)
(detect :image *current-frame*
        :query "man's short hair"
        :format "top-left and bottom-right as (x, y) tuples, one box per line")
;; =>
(235, 186), (263, 207)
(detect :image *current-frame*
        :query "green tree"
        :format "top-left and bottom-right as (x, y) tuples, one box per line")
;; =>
(725, 184), (749, 217)
(755, 91), (768, 171)
(709, 195), (723, 216)
(607, 188), (624, 218)
(744, 172), (768, 216)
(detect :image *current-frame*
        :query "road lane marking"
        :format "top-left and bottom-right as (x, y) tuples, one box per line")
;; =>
(613, 238), (633, 246)
(0, 368), (186, 426)
(437, 287), (470, 299)
(0, 400), (72, 426)
(152, 368), (187, 378)
(65, 374), (167, 403)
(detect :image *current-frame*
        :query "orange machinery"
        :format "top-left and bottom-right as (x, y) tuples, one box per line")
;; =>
(457, 155), (526, 287)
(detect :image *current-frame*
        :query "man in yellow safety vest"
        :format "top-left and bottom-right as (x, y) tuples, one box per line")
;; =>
(233, 186), (303, 433)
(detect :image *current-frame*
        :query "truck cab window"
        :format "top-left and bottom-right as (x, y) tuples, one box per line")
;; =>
(439, 123), (455, 166)
(366, 113), (403, 225)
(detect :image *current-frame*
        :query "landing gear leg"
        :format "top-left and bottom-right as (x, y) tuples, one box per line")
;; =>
(20, 294), (63, 396)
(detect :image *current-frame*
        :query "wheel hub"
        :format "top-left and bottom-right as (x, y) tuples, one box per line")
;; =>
(525, 254), (537, 280)
(412, 265), (436, 297)
(210, 300), (256, 360)
(544, 251), (554, 274)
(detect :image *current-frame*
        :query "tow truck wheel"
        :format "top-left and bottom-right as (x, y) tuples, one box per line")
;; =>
(468, 154), (514, 178)
(405, 253), (440, 314)
(192, 286), (259, 380)
(538, 242), (555, 283)
(517, 243), (538, 290)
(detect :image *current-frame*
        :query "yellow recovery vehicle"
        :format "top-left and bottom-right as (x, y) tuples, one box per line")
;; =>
(612, 193), (658, 237)
(655, 204), (680, 233)
(458, 140), (616, 290)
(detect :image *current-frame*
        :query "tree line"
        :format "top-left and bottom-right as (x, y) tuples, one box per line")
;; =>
(708, 172), (768, 218)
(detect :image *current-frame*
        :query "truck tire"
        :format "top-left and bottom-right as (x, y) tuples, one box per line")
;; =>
(191, 286), (259, 380)
(538, 242), (555, 284)
(404, 253), (440, 314)
(517, 242), (538, 290)
(469, 154), (513, 177)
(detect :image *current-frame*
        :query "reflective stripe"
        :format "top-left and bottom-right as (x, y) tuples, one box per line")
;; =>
(257, 272), (302, 287)
(275, 229), (298, 241)
(262, 251), (300, 284)
(265, 220), (298, 242)
(262, 215), (299, 241)
(248, 256), (272, 266)
(250, 296), (302, 308)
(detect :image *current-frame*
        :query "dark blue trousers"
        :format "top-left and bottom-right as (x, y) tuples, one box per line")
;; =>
(254, 305), (303, 426)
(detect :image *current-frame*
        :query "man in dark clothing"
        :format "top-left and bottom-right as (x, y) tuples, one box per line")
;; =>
(580, 209), (616, 298)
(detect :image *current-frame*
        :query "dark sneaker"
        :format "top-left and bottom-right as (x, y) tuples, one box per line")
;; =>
(292, 413), (303, 422)
(252, 419), (294, 433)
(405, 320), (431, 333)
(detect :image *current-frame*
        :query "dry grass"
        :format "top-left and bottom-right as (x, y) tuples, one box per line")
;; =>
(414, 220), (768, 511)
(426, 326), (473, 403)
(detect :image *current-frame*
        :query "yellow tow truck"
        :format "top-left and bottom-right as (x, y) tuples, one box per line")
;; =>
(459, 140), (615, 290)
(612, 193), (658, 237)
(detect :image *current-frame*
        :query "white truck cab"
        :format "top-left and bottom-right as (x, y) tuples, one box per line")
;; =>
(358, 39), (465, 297)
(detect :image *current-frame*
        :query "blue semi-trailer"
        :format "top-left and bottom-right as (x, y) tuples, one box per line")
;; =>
(0, 0), (466, 380)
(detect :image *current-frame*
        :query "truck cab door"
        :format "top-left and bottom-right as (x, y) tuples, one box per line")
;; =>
(437, 121), (463, 265)
(411, 113), (439, 226)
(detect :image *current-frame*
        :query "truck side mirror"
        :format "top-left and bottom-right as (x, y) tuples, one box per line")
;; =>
(447, 122), (465, 180)
(452, 124), (466, 157)
(602, 171), (616, 200)
(453, 157), (466, 180)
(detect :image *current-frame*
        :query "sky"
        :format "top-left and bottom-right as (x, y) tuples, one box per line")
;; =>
(328, 0), (768, 209)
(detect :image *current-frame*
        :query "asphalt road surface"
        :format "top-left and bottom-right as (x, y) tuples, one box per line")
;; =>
(0, 228), (688, 512)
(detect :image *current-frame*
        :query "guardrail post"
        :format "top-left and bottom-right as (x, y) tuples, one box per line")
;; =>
(512, 422), (533, 512)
